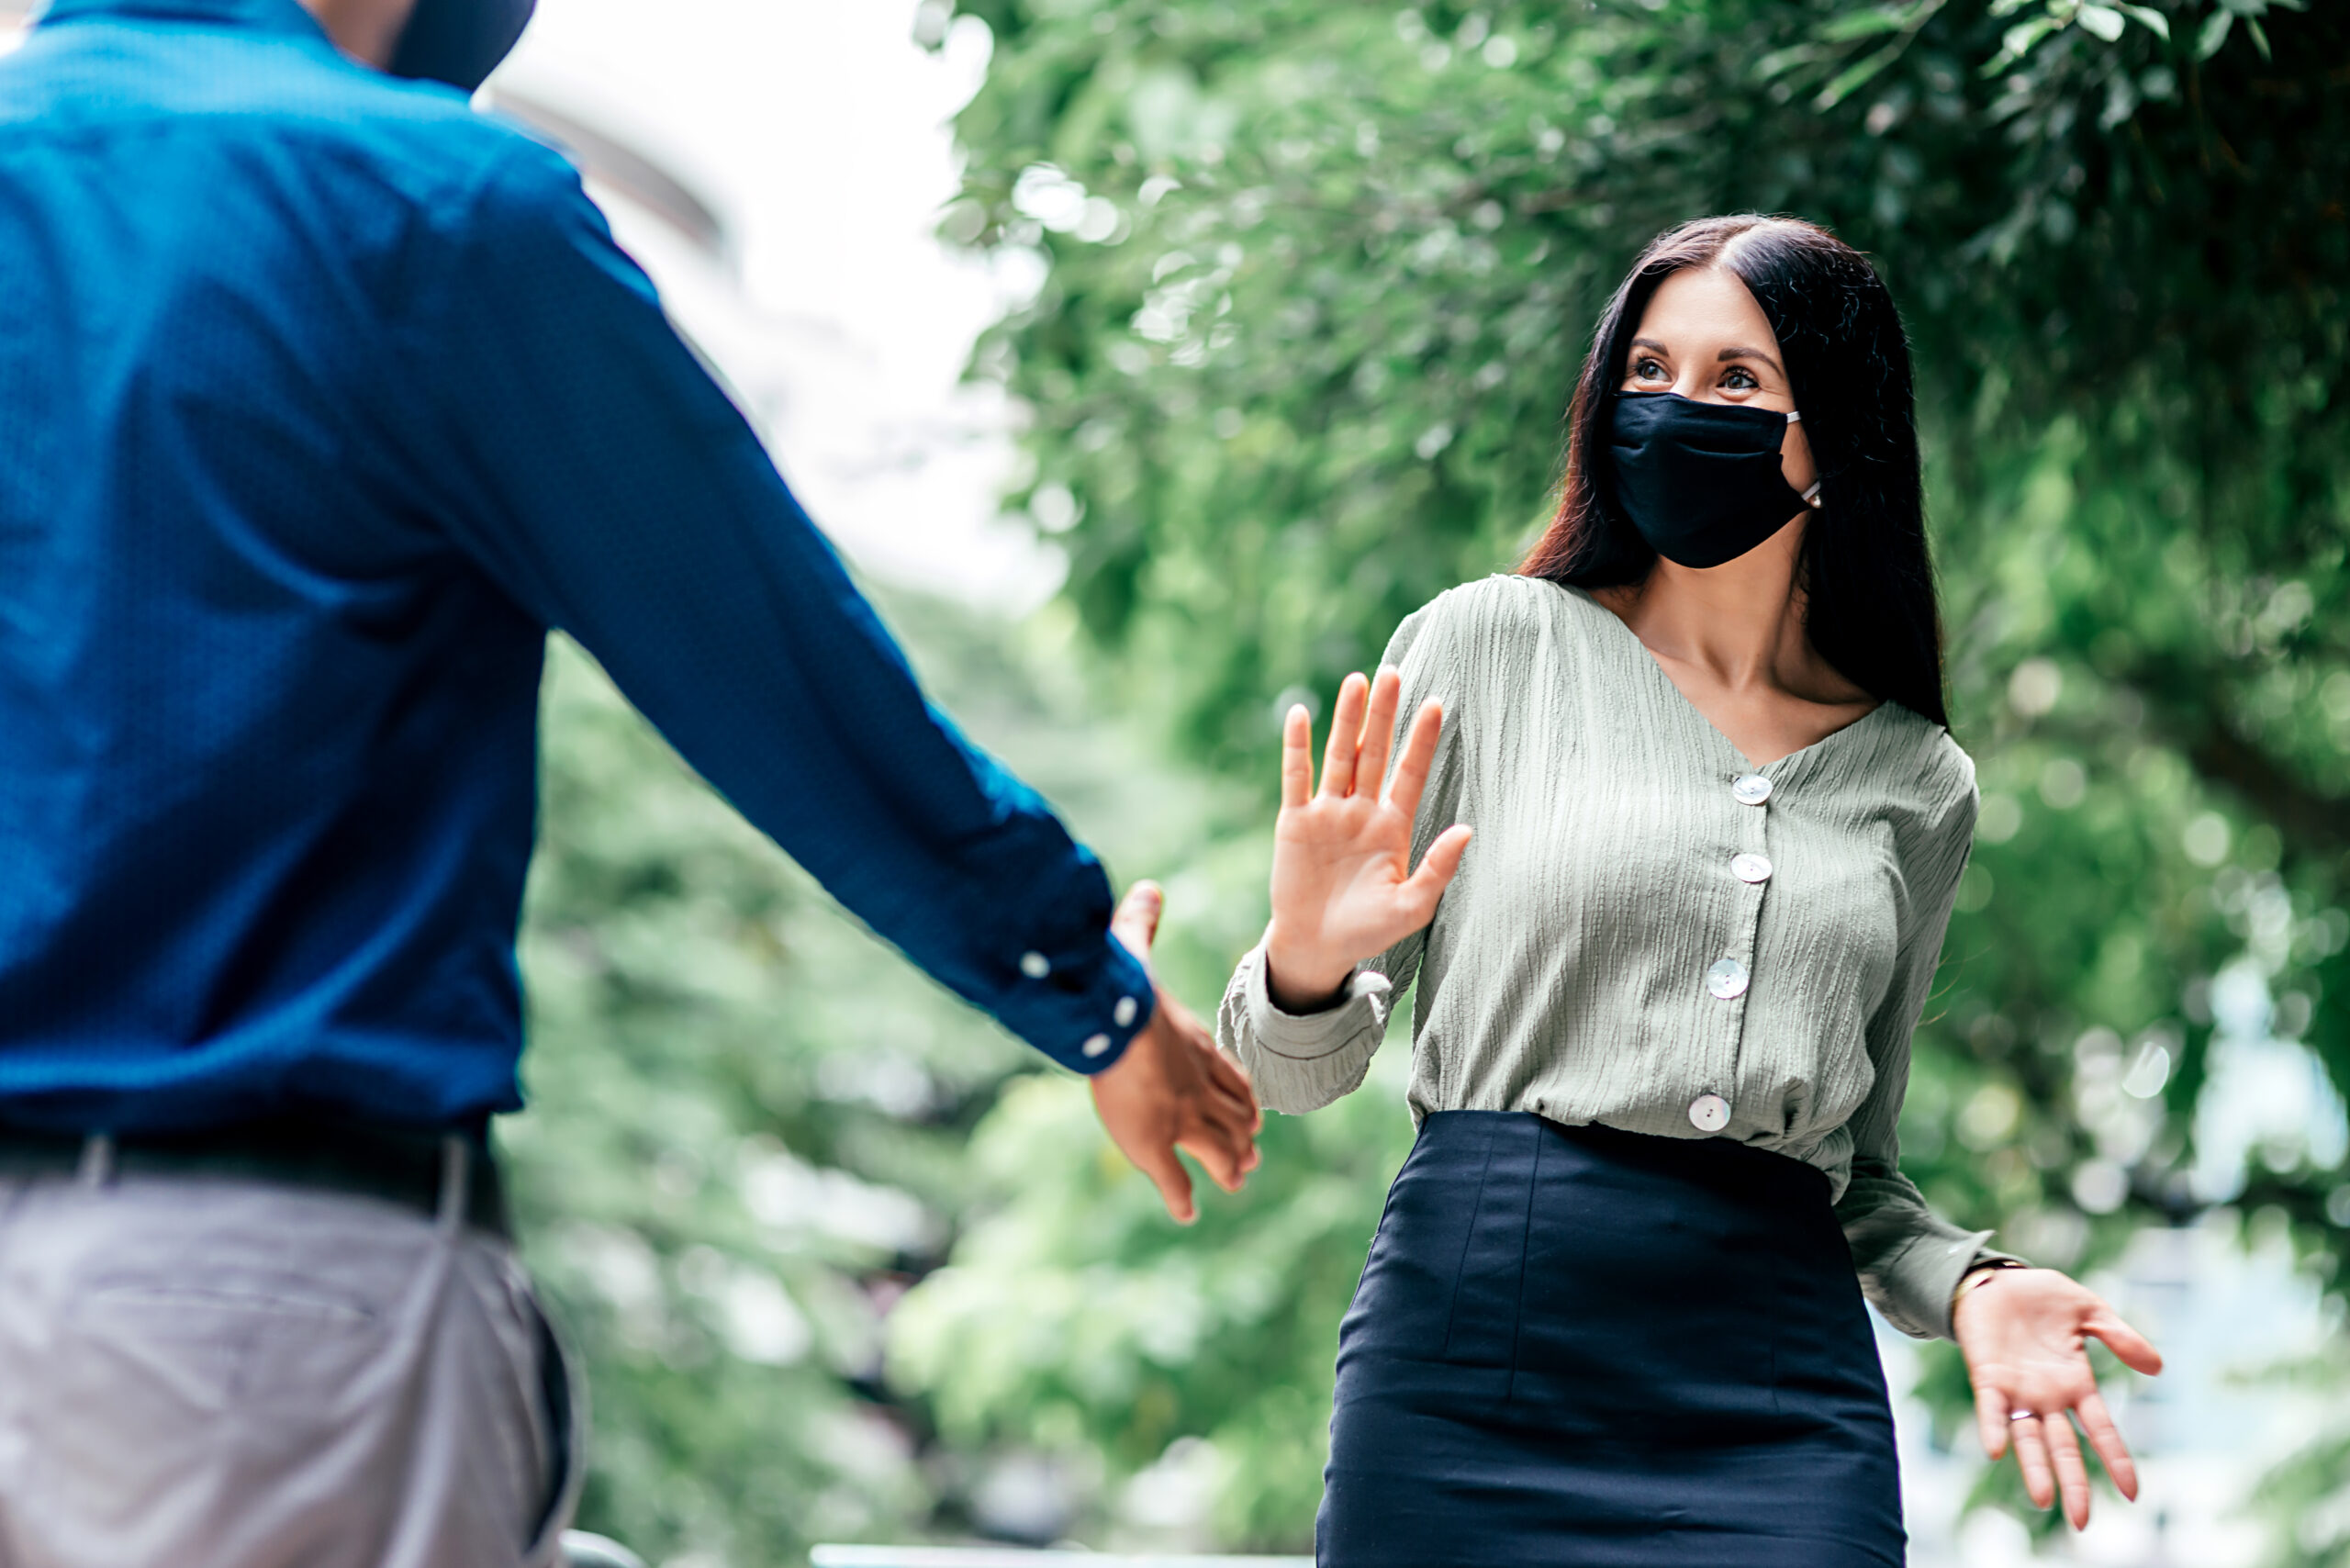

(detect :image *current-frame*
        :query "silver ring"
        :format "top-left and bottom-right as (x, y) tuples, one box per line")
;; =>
(2009, 1410), (2038, 1422)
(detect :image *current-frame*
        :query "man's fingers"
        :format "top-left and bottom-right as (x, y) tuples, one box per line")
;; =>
(2087, 1310), (2164, 1376)
(1157, 1001), (1259, 1173)
(1319, 673), (1370, 799)
(1161, 992), (1259, 1126)
(1974, 1382), (2010, 1462)
(1111, 880), (1164, 967)
(1199, 1043), (1260, 1126)
(1190, 1036), (1259, 1131)
(1173, 1045), (1255, 1193)
(1128, 1134), (1197, 1224)
(1352, 666), (1404, 799)
(1179, 1113), (1252, 1194)
(1197, 1058), (1261, 1171)
(1386, 699), (1446, 821)
(1280, 704), (1315, 808)
(1201, 1103), (1261, 1177)
(2076, 1389), (2138, 1502)
(2043, 1411), (2092, 1529)
(2011, 1417), (2056, 1510)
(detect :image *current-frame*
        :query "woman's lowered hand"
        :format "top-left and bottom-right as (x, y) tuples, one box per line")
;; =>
(1953, 1265), (2164, 1529)
(1263, 667), (1472, 1013)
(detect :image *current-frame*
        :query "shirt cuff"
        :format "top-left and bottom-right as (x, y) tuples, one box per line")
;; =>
(994, 929), (1156, 1076)
(1897, 1229), (2025, 1341)
(1240, 944), (1392, 1060)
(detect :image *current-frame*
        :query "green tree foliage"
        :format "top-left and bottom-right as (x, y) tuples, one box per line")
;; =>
(510, 599), (1275, 1563)
(510, 631), (1003, 1563)
(888, 0), (2349, 1551)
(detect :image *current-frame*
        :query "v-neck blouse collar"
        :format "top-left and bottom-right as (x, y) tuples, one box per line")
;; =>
(1557, 583), (1895, 778)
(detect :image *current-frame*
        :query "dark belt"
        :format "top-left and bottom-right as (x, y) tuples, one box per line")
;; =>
(0, 1114), (511, 1238)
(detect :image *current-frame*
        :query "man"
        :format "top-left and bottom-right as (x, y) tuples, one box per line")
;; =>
(0, 0), (1260, 1562)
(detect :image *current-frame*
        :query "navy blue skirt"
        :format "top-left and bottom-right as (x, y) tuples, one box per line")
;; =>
(1318, 1112), (1903, 1567)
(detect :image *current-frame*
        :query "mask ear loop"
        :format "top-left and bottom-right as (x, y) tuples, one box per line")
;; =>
(1785, 410), (1825, 510)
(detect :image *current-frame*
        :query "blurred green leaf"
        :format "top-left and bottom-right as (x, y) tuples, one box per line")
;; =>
(1821, 2), (1938, 41)
(2077, 4), (2128, 41)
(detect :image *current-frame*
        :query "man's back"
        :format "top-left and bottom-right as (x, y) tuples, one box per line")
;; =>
(0, 0), (559, 1130)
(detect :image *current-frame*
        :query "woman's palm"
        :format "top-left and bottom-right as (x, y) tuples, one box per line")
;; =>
(1264, 667), (1471, 1008)
(1955, 1267), (2163, 1530)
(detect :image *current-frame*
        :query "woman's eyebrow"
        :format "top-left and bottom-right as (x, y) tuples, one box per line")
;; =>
(1629, 337), (1671, 356)
(1718, 345), (1785, 375)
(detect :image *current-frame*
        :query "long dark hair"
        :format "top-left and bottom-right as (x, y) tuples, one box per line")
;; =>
(1518, 216), (1947, 728)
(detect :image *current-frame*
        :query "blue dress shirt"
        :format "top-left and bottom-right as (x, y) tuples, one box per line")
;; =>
(0, 0), (1153, 1133)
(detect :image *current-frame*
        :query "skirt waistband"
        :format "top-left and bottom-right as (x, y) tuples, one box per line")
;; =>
(1412, 1108), (1832, 1211)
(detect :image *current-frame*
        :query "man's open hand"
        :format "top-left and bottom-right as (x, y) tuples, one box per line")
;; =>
(1088, 881), (1261, 1223)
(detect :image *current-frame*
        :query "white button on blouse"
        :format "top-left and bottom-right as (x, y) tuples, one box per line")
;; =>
(1730, 852), (1774, 884)
(1731, 774), (1774, 806)
(1688, 1092), (1731, 1133)
(1705, 957), (1750, 1000)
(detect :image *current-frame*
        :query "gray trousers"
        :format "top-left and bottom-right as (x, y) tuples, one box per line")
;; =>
(0, 1146), (581, 1568)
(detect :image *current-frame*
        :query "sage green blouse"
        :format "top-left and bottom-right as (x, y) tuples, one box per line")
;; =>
(1216, 575), (2015, 1340)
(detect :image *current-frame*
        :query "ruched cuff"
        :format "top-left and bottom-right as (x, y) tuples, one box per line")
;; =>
(1867, 1227), (2028, 1341)
(1215, 944), (1395, 1114)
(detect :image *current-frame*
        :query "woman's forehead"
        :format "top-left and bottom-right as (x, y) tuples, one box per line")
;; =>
(1633, 266), (1778, 350)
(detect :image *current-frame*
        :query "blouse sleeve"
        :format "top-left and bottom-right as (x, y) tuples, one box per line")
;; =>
(1834, 762), (2025, 1339)
(1216, 594), (1470, 1114)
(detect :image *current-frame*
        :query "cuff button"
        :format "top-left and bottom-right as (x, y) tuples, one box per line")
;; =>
(1019, 950), (1051, 980)
(1113, 996), (1138, 1027)
(1081, 1033), (1113, 1058)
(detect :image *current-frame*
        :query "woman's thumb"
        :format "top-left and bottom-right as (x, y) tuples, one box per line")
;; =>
(1412, 825), (1473, 890)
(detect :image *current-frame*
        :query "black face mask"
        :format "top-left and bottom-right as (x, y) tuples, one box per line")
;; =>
(1606, 391), (1821, 569)
(387, 0), (539, 94)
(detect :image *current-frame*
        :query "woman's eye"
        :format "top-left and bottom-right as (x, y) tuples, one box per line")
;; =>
(1723, 366), (1759, 390)
(1631, 357), (1666, 380)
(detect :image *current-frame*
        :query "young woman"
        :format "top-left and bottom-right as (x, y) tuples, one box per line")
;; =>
(1216, 215), (2163, 1566)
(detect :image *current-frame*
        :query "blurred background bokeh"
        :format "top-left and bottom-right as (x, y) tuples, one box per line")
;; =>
(10, 0), (2341, 1562)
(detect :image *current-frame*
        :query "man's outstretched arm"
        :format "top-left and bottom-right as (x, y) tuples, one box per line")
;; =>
(382, 138), (1255, 1212)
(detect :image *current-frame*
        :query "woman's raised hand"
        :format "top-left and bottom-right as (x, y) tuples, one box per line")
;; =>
(1953, 1267), (2164, 1529)
(1263, 667), (1472, 1013)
